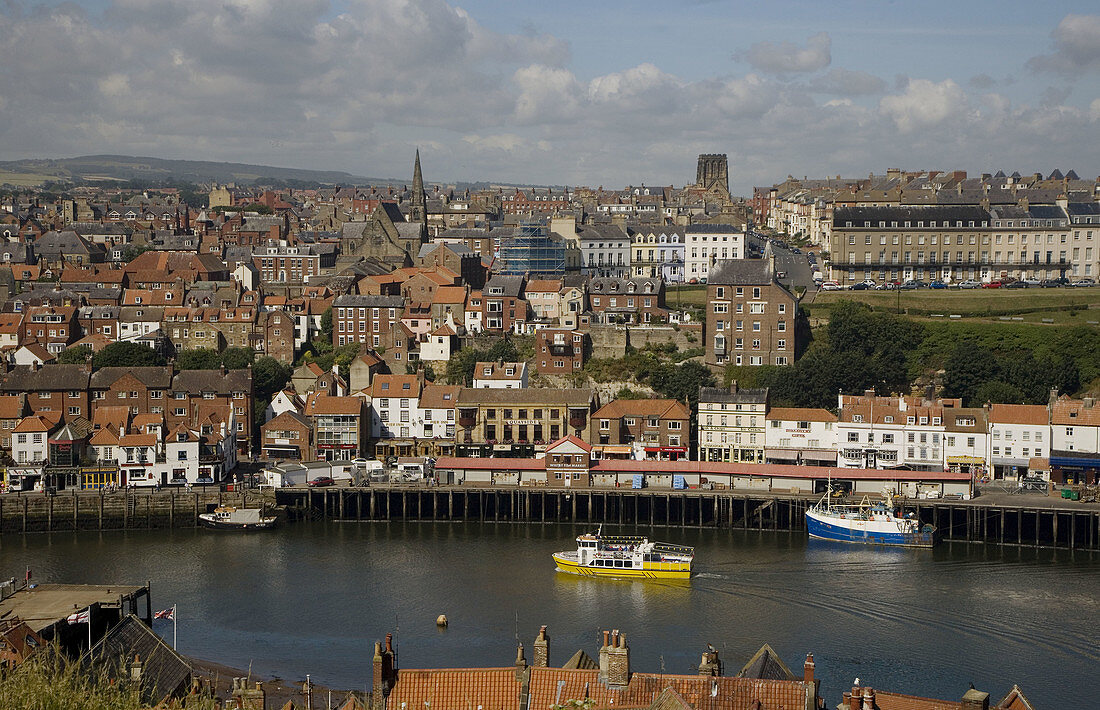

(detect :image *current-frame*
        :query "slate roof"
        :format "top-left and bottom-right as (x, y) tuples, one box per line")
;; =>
(735, 644), (796, 680)
(333, 294), (406, 308)
(705, 260), (773, 286)
(171, 369), (251, 394)
(84, 614), (192, 703)
(833, 205), (991, 227)
(0, 364), (91, 392)
(90, 367), (173, 389)
(698, 386), (768, 405)
(593, 399), (689, 421)
(456, 388), (594, 406)
(484, 275), (525, 298)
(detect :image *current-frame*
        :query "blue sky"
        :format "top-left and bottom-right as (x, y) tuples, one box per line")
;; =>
(1, 1), (1097, 193)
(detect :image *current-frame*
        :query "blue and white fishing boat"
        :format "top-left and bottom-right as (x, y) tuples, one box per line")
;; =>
(806, 487), (937, 548)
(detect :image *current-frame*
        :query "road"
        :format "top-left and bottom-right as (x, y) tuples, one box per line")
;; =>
(747, 229), (817, 296)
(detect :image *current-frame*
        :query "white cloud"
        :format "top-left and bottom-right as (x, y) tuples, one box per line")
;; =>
(0, 1), (1097, 193)
(739, 32), (831, 74)
(879, 79), (967, 133)
(809, 68), (887, 96)
(1027, 14), (1100, 74)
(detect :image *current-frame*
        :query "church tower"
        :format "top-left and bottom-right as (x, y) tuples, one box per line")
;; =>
(410, 149), (427, 231)
(696, 154), (730, 200)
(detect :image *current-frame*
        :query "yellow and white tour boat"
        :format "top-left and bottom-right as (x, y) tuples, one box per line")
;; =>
(552, 527), (694, 580)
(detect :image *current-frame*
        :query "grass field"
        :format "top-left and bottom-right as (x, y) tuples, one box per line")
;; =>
(813, 287), (1100, 317)
(0, 169), (62, 186)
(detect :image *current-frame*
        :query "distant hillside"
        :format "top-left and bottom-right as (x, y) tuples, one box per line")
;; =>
(0, 155), (389, 187)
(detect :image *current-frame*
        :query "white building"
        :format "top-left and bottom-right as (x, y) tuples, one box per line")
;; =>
(988, 404), (1050, 479)
(836, 393), (952, 471)
(764, 407), (838, 466)
(697, 385), (769, 463)
(472, 361), (528, 389)
(685, 225), (744, 282)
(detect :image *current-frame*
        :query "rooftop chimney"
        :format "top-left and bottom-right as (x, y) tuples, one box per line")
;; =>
(698, 646), (722, 677)
(598, 630), (610, 683)
(803, 653), (815, 683)
(514, 643), (527, 681)
(960, 688), (990, 710)
(862, 687), (875, 710)
(129, 654), (143, 685)
(533, 625), (549, 667)
(606, 630), (630, 687)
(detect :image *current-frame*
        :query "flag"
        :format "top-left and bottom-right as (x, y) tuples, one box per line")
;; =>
(154, 608), (174, 621)
(66, 610), (89, 625)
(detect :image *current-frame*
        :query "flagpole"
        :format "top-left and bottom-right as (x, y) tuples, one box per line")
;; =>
(87, 608), (92, 652)
(173, 604), (177, 649)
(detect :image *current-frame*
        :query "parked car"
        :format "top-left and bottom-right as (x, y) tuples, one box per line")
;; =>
(955, 279), (979, 289)
(820, 281), (842, 291)
(1005, 280), (1028, 288)
(929, 280), (948, 289)
(900, 280), (923, 290)
(850, 281), (872, 290)
(876, 281), (901, 290)
(308, 476), (335, 488)
(1072, 278), (1097, 287)
(1023, 278), (1042, 287)
(981, 281), (1002, 289)
(1039, 279), (1062, 287)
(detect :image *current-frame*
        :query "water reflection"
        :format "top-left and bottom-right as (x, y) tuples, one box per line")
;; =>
(0, 521), (1096, 709)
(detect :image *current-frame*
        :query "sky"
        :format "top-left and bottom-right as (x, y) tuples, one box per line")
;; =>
(0, 0), (1098, 194)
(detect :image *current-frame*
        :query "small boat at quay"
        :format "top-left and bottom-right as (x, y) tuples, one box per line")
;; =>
(806, 487), (937, 548)
(552, 526), (694, 579)
(198, 506), (278, 531)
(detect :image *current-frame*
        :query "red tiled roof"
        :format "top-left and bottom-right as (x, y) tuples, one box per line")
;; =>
(527, 667), (814, 710)
(593, 399), (690, 421)
(766, 407), (838, 423)
(989, 404), (1048, 426)
(385, 668), (520, 710)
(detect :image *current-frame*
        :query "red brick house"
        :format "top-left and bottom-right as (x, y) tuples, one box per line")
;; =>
(535, 328), (585, 374)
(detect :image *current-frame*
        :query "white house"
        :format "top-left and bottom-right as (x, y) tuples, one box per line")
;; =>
(836, 393), (950, 471)
(472, 361), (528, 389)
(988, 404), (1050, 479)
(265, 389), (304, 423)
(685, 225), (744, 282)
(764, 407), (838, 466)
(420, 323), (457, 362)
(12, 415), (52, 465)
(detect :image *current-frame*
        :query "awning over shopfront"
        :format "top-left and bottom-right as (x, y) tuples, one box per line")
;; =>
(765, 449), (799, 461)
(595, 445), (632, 455)
(801, 450), (838, 463)
(947, 456), (985, 465)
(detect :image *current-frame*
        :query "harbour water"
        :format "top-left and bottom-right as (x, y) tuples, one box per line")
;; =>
(2, 522), (1097, 707)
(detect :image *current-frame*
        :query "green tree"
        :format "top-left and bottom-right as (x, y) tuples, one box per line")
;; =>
(445, 347), (480, 386)
(242, 202), (273, 214)
(56, 344), (92, 364)
(253, 356), (292, 401)
(220, 346), (255, 370)
(942, 343), (1000, 405)
(972, 380), (1026, 406)
(176, 348), (221, 370)
(92, 342), (166, 368)
(486, 338), (518, 363)
(320, 306), (333, 342)
(649, 360), (716, 410)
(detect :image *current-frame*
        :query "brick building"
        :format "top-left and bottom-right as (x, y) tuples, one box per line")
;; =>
(586, 277), (666, 325)
(333, 294), (406, 348)
(705, 258), (798, 367)
(535, 328), (585, 375)
(591, 399), (690, 461)
(261, 410), (314, 462)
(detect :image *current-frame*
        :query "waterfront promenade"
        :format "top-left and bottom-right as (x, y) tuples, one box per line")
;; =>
(3, 481), (1100, 549)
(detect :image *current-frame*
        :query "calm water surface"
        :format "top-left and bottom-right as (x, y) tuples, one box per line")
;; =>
(2, 522), (1097, 707)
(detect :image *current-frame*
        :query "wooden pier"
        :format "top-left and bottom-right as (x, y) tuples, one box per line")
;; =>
(276, 485), (1100, 551)
(0, 489), (263, 534)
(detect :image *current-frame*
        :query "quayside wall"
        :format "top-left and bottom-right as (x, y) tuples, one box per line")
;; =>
(277, 486), (1100, 551)
(2, 486), (1098, 551)
(0, 489), (265, 533)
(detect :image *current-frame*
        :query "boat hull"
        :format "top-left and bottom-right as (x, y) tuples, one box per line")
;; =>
(552, 552), (691, 580)
(805, 509), (936, 548)
(198, 515), (278, 531)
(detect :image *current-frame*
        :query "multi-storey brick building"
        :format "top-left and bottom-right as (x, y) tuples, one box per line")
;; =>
(586, 277), (666, 325)
(481, 275), (529, 333)
(455, 388), (596, 458)
(697, 385), (768, 463)
(0, 364), (90, 423)
(534, 328), (585, 375)
(705, 259), (798, 367)
(333, 294), (406, 348)
(252, 244), (336, 283)
(591, 399), (690, 461)
(21, 305), (78, 354)
(260, 410), (314, 462)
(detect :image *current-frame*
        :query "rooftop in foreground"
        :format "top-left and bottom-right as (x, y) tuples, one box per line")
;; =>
(0, 583), (147, 632)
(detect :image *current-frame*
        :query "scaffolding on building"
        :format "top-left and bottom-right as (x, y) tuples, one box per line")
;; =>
(497, 225), (567, 277)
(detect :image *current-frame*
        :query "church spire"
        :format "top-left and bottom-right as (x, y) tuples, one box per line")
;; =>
(410, 148), (427, 231)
